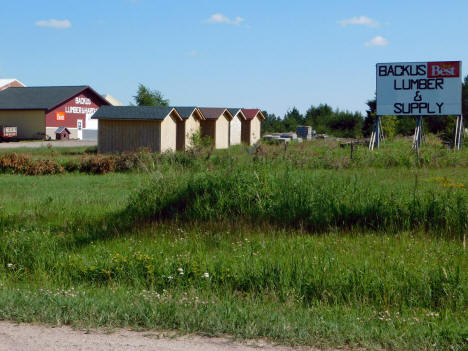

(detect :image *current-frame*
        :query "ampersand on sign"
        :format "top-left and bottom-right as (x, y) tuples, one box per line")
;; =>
(414, 91), (422, 102)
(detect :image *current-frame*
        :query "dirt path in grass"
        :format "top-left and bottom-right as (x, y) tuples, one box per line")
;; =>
(0, 321), (321, 351)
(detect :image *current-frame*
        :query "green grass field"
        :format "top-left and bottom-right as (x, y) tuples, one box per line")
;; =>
(0, 138), (466, 350)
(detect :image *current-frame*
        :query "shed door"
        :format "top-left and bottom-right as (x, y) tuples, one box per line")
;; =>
(77, 119), (83, 140)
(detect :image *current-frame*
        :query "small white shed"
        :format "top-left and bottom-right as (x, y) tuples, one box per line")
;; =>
(228, 108), (247, 146)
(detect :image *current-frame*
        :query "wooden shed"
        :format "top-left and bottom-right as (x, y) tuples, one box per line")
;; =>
(92, 106), (182, 153)
(55, 127), (71, 140)
(198, 108), (233, 149)
(227, 108), (247, 146)
(174, 107), (205, 151)
(241, 109), (265, 145)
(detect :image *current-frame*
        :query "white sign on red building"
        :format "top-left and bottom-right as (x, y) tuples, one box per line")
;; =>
(376, 61), (462, 116)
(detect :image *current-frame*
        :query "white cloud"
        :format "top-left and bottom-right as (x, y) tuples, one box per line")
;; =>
(339, 16), (379, 27)
(206, 13), (245, 25)
(365, 35), (388, 47)
(35, 19), (71, 29)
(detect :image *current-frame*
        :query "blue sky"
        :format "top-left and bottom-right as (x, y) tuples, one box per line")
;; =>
(1, 0), (467, 116)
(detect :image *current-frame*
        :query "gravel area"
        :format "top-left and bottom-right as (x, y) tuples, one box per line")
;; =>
(0, 322), (319, 351)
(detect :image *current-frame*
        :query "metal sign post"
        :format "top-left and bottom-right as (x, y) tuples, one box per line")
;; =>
(369, 116), (384, 150)
(412, 116), (423, 149)
(454, 115), (464, 150)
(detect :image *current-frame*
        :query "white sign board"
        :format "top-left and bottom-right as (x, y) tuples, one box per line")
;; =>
(376, 61), (462, 116)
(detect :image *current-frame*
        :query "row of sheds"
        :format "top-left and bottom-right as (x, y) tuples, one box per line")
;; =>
(93, 106), (265, 153)
(0, 85), (264, 152)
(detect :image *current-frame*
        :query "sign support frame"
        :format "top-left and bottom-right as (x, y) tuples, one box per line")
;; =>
(369, 116), (384, 150)
(454, 115), (464, 150)
(412, 116), (424, 150)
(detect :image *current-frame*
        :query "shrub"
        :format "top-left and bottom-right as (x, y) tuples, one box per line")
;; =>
(0, 153), (31, 173)
(23, 159), (64, 175)
(79, 156), (116, 174)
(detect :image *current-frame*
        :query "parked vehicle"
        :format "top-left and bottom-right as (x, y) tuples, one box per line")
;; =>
(0, 126), (17, 141)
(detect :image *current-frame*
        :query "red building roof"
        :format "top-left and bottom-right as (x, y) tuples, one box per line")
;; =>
(241, 109), (265, 120)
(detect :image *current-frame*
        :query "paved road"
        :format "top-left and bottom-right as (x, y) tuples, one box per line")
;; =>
(0, 322), (318, 351)
(0, 140), (97, 149)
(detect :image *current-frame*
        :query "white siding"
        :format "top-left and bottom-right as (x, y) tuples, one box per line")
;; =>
(185, 112), (201, 149)
(230, 114), (242, 145)
(250, 115), (261, 145)
(215, 113), (230, 149)
(160, 113), (178, 152)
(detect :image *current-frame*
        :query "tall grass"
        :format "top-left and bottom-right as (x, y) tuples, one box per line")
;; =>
(123, 167), (468, 237)
(0, 141), (467, 350)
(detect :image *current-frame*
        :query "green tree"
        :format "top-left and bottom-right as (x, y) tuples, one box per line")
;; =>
(362, 98), (376, 137)
(261, 110), (282, 133)
(283, 107), (303, 131)
(327, 110), (363, 138)
(133, 84), (169, 106)
(381, 115), (398, 139)
(396, 116), (416, 136)
(305, 104), (333, 133)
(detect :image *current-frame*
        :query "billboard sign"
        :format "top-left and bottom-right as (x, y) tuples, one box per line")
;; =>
(376, 61), (462, 116)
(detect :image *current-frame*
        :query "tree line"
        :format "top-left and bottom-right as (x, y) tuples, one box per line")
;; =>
(262, 75), (468, 140)
(132, 77), (468, 141)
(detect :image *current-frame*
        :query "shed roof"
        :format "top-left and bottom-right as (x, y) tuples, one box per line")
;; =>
(92, 106), (182, 121)
(172, 107), (206, 121)
(242, 108), (265, 120)
(55, 127), (70, 134)
(228, 108), (247, 120)
(173, 107), (197, 119)
(198, 107), (233, 120)
(0, 86), (108, 111)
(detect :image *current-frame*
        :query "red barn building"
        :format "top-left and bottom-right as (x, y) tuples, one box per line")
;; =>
(0, 86), (109, 140)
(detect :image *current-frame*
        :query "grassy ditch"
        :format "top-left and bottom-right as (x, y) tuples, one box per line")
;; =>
(121, 167), (468, 237)
(0, 226), (466, 351)
(0, 150), (466, 350)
